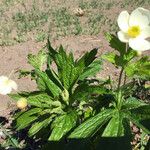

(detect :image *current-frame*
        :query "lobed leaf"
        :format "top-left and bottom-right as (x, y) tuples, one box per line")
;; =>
(28, 49), (47, 70)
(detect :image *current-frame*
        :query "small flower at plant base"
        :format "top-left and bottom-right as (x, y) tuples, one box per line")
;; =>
(117, 7), (150, 51)
(0, 76), (17, 95)
(17, 98), (28, 109)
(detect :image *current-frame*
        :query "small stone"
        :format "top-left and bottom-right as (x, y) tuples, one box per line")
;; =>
(74, 8), (84, 17)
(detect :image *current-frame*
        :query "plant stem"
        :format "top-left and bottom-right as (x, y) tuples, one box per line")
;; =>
(117, 43), (128, 89)
(117, 67), (124, 90)
(123, 43), (128, 85)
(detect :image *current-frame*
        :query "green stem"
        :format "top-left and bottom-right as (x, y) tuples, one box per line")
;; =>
(117, 43), (128, 89)
(123, 43), (128, 85)
(117, 67), (124, 90)
(117, 43), (128, 109)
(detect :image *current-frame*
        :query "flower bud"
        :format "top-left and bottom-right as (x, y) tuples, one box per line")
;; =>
(61, 89), (69, 105)
(17, 98), (28, 109)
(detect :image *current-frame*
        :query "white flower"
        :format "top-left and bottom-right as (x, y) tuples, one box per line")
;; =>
(117, 7), (150, 51)
(0, 76), (17, 95)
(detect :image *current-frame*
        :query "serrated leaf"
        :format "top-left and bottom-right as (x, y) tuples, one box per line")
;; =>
(102, 111), (125, 137)
(125, 56), (150, 79)
(35, 69), (62, 97)
(102, 52), (116, 64)
(76, 48), (98, 68)
(105, 33), (126, 54)
(79, 58), (102, 80)
(69, 109), (113, 138)
(122, 97), (147, 110)
(28, 50), (47, 70)
(49, 111), (78, 141)
(36, 77), (47, 91)
(16, 108), (42, 130)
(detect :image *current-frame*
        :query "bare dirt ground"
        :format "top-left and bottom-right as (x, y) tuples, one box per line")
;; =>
(0, 0), (150, 116)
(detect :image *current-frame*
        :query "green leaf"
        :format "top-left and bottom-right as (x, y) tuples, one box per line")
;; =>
(105, 33), (126, 54)
(36, 77), (47, 91)
(102, 52), (116, 64)
(123, 111), (150, 134)
(130, 105), (150, 121)
(28, 49), (47, 70)
(35, 69), (62, 97)
(125, 56), (150, 79)
(122, 97), (147, 110)
(47, 38), (57, 60)
(102, 111), (125, 137)
(47, 43), (99, 90)
(16, 108), (42, 130)
(79, 58), (102, 80)
(49, 111), (78, 141)
(72, 84), (108, 102)
(9, 92), (53, 107)
(69, 109), (113, 138)
(120, 82), (136, 97)
(18, 69), (32, 78)
(28, 115), (52, 137)
(104, 33), (136, 67)
(27, 92), (53, 107)
(46, 68), (64, 90)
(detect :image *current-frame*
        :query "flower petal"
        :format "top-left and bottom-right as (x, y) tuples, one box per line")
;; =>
(117, 31), (129, 43)
(9, 80), (18, 90)
(0, 76), (8, 83)
(129, 7), (150, 29)
(129, 38), (150, 51)
(139, 26), (150, 39)
(0, 76), (17, 95)
(0, 86), (12, 95)
(117, 11), (129, 32)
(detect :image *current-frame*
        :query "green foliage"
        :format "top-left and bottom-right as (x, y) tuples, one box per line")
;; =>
(49, 111), (78, 141)
(103, 33), (136, 67)
(125, 56), (150, 79)
(9, 33), (150, 149)
(28, 50), (47, 70)
(69, 109), (113, 138)
(10, 40), (103, 142)
(69, 33), (150, 150)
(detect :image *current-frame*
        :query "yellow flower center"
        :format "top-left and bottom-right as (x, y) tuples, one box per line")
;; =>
(127, 26), (141, 38)
(4, 79), (11, 86)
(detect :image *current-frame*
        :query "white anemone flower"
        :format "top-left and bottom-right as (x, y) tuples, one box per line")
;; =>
(117, 7), (150, 51)
(0, 76), (17, 95)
